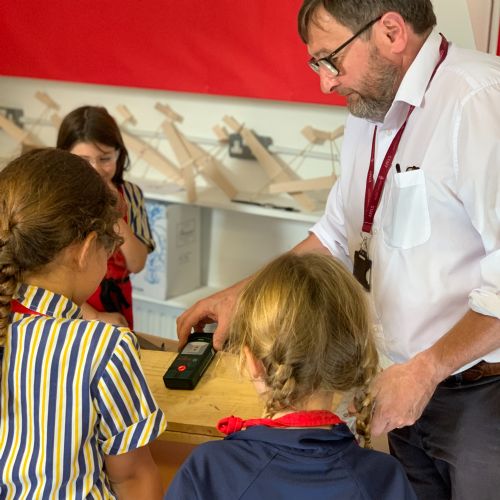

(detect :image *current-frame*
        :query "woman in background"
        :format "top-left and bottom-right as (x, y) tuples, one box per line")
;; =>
(57, 105), (153, 329)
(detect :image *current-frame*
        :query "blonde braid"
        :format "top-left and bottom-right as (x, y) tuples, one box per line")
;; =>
(264, 362), (296, 417)
(229, 253), (380, 426)
(353, 328), (379, 448)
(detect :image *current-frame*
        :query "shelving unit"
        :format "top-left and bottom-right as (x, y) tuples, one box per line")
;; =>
(132, 181), (324, 223)
(132, 184), (323, 340)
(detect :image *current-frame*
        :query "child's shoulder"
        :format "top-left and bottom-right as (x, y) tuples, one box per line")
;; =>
(75, 315), (138, 350)
(183, 432), (287, 482)
(342, 445), (416, 498)
(121, 179), (145, 199)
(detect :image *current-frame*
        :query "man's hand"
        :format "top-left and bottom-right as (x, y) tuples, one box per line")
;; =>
(370, 354), (441, 436)
(176, 282), (245, 351)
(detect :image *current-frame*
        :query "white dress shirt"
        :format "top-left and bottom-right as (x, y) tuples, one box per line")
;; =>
(311, 29), (500, 369)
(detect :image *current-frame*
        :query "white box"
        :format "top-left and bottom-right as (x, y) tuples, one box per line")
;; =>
(131, 201), (201, 300)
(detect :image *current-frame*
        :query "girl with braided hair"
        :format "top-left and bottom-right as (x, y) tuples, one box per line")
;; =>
(0, 148), (166, 499)
(166, 253), (415, 500)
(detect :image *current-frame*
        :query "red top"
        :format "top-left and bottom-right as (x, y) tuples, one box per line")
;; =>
(87, 185), (133, 328)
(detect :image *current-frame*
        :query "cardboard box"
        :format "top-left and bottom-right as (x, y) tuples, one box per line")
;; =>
(131, 202), (201, 300)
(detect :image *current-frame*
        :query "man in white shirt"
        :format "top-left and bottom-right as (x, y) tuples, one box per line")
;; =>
(177, 1), (500, 498)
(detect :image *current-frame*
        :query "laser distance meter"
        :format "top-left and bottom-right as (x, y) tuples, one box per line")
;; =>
(163, 332), (215, 390)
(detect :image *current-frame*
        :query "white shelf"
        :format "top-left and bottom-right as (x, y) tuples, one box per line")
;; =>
(133, 285), (221, 310)
(130, 178), (323, 223)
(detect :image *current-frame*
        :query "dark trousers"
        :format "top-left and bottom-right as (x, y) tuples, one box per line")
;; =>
(388, 374), (500, 500)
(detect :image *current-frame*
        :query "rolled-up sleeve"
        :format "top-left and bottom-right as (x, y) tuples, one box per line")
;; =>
(94, 331), (167, 454)
(310, 180), (352, 270)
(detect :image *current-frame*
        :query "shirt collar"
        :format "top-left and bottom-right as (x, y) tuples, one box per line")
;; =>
(381, 28), (444, 130)
(227, 423), (356, 455)
(14, 283), (82, 320)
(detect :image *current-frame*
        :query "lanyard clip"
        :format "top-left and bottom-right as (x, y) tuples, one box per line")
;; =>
(360, 232), (371, 254)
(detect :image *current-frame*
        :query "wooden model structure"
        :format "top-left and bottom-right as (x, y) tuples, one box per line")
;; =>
(158, 103), (238, 203)
(268, 125), (343, 195)
(0, 91), (59, 151)
(0, 94), (342, 215)
(221, 116), (343, 212)
(116, 104), (184, 186)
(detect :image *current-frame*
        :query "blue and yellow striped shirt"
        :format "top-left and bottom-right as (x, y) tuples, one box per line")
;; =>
(0, 284), (167, 499)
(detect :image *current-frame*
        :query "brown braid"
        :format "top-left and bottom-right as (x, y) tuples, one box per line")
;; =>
(0, 148), (122, 341)
(0, 230), (18, 341)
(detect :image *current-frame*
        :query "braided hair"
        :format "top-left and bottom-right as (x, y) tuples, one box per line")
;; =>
(229, 252), (379, 448)
(0, 148), (122, 342)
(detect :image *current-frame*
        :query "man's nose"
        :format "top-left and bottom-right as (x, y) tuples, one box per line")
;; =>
(319, 66), (339, 94)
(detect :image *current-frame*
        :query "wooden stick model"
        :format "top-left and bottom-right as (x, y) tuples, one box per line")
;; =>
(161, 120), (197, 202)
(116, 104), (183, 185)
(155, 103), (183, 124)
(0, 114), (44, 147)
(35, 91), (60, 110)
(268, 175), (337, 194)
(162, 119), (238, 200)
(301, 125), (344, 144)
(120, 129), (184, 186)
(222, 115), (316, 212)
(116, 104), (138, 126)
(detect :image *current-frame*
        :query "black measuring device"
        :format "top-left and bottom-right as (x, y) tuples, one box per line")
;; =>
(163, 331), (216, 390)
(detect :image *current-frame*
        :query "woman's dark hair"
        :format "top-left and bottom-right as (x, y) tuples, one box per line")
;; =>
(56, 105), (129, 185)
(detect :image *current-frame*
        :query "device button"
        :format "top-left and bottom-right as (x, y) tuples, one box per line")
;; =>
(178, 365), (187, 372)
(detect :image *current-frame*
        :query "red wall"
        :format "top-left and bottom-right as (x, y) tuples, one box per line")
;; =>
(0, 1), (345, 106)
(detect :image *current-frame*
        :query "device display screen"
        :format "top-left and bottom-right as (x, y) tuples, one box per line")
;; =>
(182, 341), (209, 356)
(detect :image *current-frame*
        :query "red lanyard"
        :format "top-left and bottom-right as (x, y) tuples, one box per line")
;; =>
(217, 410), (344, 435)
(10, 300), (46, 316)
(362, 34), (449, 234)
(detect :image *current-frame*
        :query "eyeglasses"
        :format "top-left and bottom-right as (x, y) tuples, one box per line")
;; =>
(308, 15), (382, 76)
(79, 150), (119, 168)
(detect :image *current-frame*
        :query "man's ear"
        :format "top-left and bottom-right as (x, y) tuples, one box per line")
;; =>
(243, 345), (266, 380)
(377, 12), (408, 54)
(76, 231), (98, 271)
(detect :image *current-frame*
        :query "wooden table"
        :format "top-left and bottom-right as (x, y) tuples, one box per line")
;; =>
(140, 346), (388, 489)
(140, 349), (264, 445)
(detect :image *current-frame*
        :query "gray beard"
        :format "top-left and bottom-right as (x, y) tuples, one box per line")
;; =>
(347, 47), (400, 123)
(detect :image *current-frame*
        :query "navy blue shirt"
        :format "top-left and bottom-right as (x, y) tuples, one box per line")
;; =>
(165, 424), (416, 499)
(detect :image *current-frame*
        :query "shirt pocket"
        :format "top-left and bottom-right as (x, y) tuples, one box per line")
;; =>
(382, 169), (431, 249)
